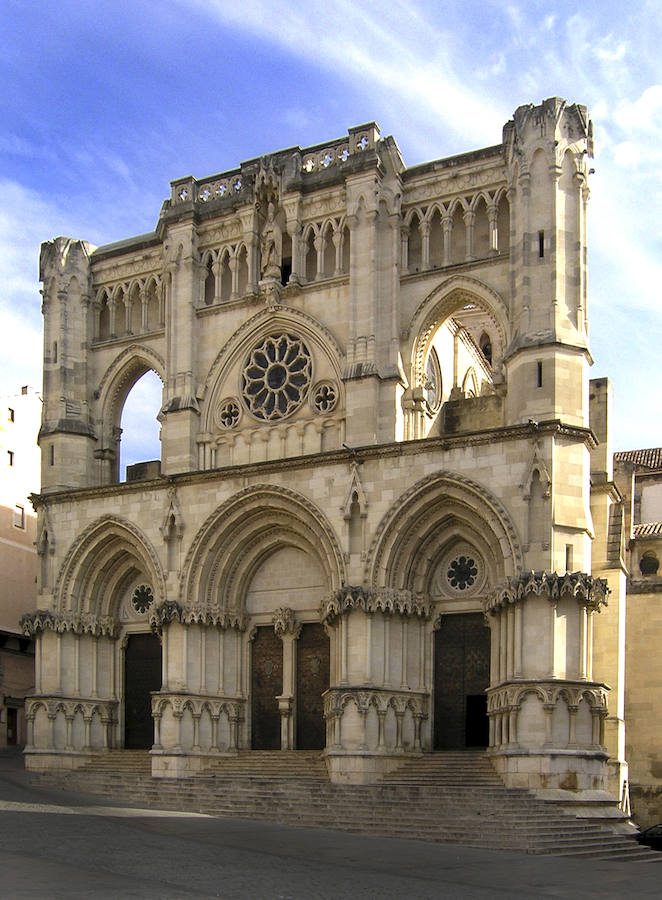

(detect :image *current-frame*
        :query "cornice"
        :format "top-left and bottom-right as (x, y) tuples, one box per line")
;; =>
(34, 419), (597, 507)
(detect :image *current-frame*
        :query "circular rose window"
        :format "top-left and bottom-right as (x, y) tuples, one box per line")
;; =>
(242, 333), (312, 420)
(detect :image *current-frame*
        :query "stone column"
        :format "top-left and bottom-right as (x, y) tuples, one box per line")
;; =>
(273, 607), (300, 750)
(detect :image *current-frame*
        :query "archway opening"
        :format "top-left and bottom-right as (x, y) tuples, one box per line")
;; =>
(119, 369), (162, 482)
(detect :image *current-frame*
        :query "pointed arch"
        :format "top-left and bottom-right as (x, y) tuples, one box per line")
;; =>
(365, 471), (523, 593)
(54, 516), (166, 621)
(180, 485), (346, 615)
(199, 305), (343, 433)
(407, 275), (509, 391)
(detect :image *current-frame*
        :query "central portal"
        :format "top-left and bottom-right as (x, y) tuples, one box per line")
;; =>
(433, 612), (490, 749)
(124, 632), (162, 750)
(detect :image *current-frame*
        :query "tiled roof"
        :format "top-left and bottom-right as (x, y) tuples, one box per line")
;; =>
(614, 448), (662, 470)
(633, 522), (662, 538)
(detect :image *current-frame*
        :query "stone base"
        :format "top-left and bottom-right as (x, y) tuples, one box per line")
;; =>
(323, 750), (418, 784)
(629, 783), (662, 829)
(489, 747), (609, 792)
(23, 749), (94, 771)
(150, 749), (237, 778)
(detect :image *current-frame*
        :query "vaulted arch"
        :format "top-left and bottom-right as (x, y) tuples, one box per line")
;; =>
(180, 485), (345, 615)
(54, 516), (166, 622)
(365, 472), (523, 594)
(406, 275), (509, 390)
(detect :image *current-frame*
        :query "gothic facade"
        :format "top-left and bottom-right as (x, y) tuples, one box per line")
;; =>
(24, 97), (655, 818)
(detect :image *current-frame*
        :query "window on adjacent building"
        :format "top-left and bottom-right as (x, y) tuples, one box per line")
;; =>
(13, 505), (24, 529)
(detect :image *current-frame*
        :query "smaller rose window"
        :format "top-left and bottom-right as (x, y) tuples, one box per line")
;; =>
(242, 333), (312, 421)
(217, 398), (241, 429)
(132, 585), (154, 614)
(446, 556), (478, 591)
(312, 381), (338, 414)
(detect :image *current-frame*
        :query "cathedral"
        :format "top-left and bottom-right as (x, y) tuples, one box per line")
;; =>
(22, 98), (662, 826)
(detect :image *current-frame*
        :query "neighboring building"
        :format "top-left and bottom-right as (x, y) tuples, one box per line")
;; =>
(23, 97), (657, 822)
(613, 448), (662, 825)
(0, 385), (40, 746)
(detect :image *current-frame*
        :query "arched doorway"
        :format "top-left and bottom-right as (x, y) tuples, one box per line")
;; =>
(124, 632), (162, 749)
(433, 613), (490, 749)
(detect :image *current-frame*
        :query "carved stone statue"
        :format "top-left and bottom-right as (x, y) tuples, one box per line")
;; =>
(260, 201), (282, 280)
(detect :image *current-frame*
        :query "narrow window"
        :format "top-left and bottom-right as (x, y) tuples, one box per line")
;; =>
(7, 450), (14, 466)
(13, 505), (25, 529)
(565, 544), (573, 572)
(52, 341), (58, 363)
(538, 230), (545, 258)
(8, 407), (14, 422)
(537, 361), (543, 388)
(50, 445), (54, 466)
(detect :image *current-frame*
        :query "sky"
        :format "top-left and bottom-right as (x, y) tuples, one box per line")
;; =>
(2, 0), (661, 470)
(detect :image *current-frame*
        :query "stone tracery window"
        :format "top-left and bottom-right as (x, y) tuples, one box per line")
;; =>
(132, 584), (154, 613)
(242, 333), (312, 421)
(424, 348), (442, 413)
(447, 555), (478, 591)
(312, 381), (338, 414)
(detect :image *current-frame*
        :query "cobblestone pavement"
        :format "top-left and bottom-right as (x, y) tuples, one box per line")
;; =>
(1, 750), (660, 899)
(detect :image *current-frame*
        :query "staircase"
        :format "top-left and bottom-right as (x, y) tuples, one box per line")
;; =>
(30, 750), (660, 861)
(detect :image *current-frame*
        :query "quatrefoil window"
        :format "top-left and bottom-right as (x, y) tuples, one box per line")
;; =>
(446, 556), (478, 591)
(242, 334), (312, 421)
(312, 381), (338, 414)
(132, 585), (154, 613)
(217, 398), (241, 429)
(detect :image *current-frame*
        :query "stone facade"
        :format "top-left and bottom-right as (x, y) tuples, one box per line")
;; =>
(23, 98), (639, 806)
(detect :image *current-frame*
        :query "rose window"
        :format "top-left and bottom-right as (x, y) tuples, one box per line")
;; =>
(446, 556), (478, 591)
(312, 381), (338, 414)
(132, 585), (154, 613)
(242, 333), (312, 420)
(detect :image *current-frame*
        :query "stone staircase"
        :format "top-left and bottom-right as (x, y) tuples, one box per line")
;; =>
(30, 750), (660, 861)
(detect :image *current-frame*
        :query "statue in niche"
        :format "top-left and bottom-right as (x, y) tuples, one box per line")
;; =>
(260, 201), (282, 280)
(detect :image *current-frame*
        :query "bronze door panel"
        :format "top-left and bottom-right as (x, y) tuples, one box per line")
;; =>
(251, 626), (283, 750)
(124, 632), (162, 750)
(296, 623), (329, 750)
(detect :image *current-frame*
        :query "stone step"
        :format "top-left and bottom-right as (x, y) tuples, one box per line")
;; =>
(29, 751), (659, 862)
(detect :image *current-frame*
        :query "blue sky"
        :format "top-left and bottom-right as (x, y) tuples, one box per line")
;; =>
(2, 0), (661, 467)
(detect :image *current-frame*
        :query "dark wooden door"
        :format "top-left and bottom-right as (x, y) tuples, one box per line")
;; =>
(296, 623), (330, 750)
(124, 632), (162, 749)
(434, 613), (490, 750)
(251, 626), (283, 750)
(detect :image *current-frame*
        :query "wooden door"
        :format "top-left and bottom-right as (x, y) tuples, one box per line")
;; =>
(296, 624), (329, 750)
(251, 626), (283, 750)
(433, 613), (490, 750)
(124, 632), (162, 750)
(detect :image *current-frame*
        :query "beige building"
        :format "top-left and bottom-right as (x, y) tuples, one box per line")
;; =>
(0, 385), (40, 746)
(21, 97), (659, 824)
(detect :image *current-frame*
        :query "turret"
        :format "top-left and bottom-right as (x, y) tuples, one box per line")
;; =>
(38, 237), (96, 491)
(503, 97), (593, 428)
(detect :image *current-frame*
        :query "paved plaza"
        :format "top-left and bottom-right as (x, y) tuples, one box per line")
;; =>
(1, 749), (660, 899)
